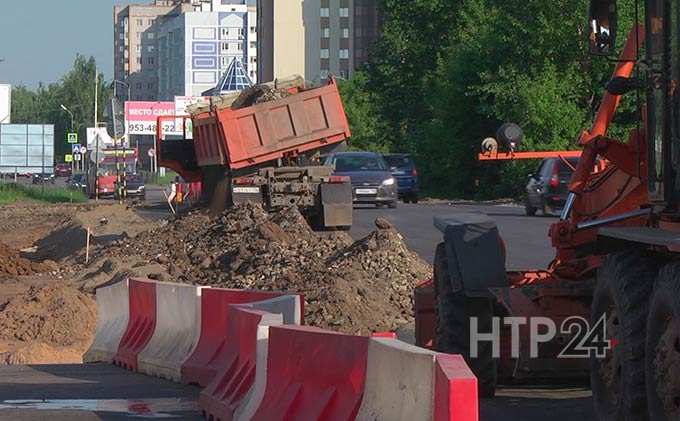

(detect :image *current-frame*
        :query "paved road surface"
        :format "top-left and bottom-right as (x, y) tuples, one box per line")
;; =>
(0, 364), (201, 420)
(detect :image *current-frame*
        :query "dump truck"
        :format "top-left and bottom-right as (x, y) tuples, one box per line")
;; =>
(416, 2), (680, 419)
(156, 77), (353, 229)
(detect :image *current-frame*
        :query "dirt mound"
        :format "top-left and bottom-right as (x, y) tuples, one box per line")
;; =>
(102, 203), (431, 334)
(0, 285), (96, 346)
(0, 203), (85, 249)
(35, 203), (153, 262)
(0, 243), (54, 277)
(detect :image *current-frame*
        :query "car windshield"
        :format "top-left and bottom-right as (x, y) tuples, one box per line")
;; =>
(334, 155), (388, 172)
(557, 158), (579, 175)
(384, 155), (413, 170)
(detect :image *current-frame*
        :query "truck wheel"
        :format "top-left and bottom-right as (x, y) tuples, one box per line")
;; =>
(525, 200), (536, 216)
(591, 250), (660, 421)
(434, 242), (497, 398)
(645, 262), (680, 421)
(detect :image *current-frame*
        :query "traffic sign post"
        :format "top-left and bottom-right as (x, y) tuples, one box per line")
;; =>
(67, 133), (78, 144)
(65, 154), (73, 163)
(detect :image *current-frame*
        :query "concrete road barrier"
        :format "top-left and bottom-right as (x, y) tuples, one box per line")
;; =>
(181, 289), (284, 387)
(434, 354), (478, 421)
(246, 325), (370, 420)
(83, 278), (130, 363)
(234, 294), (302, 325)
(112, 278), (157, 371)
(357, 337), (479, 421)
(137, 282), (208, 381)
(200, 306), (282, 421)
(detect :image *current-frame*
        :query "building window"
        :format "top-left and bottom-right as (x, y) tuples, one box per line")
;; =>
(148, 19), (155, 25)
(320, 49), (330, 59)
(339, 49), (349, 59)
(250, 26), (256, 33)
(136, 57), (141, 64)
(119, 33), (125, 40)
(148, 45), (155, 52)
(136, 83), (142, 89)
(250, 41), (256, 48)
(136, 45), (141, 52)
(137, 19), (143, 26)
(221, 42), (229, 52)
(320, 8), (329, 17)
(148, 57), (155, 65)
(339, 8), (349, 17)
(322, 28), (330, 38)
(147, 83), (154, 90)
(221, 28), (229, 38)
(237, 43), (243, 51)
(342, 28), (349, 38)
(320, 70), (329, 80)
(148, 32), (155, 39)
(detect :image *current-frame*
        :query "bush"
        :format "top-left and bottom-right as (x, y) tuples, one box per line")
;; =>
(0, 183), (87, 204)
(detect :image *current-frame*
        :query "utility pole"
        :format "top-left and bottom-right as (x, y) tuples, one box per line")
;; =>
(94, 65), (98, 127)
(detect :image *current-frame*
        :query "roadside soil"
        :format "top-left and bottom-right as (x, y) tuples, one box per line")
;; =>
(0, 199), (431, 364)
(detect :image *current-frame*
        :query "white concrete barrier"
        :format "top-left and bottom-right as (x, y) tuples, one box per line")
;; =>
(235, 294), (302, 325)
(83, 279), (130, 363)
(357, 337), (439, 421)
(231, 295), (301, 421)
(137, 282), (208, 381)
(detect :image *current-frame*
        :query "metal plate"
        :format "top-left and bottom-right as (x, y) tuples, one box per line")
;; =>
(355, 188), (377, 195)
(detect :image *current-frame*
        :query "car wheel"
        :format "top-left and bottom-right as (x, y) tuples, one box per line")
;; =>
(411, 193), (419, 204)
(525, 200), (537, 216)
(388, 201), (398, 209)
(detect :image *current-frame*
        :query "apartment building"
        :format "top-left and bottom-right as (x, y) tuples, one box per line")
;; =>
(257, 0), (379, 84)
(114, 1), (194, 101)
(157, 1), (257, 100)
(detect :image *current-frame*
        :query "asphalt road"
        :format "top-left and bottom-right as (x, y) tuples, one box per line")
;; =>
(0, 192), (593, 420)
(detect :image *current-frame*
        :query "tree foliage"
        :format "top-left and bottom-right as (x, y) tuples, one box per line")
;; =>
(341, 0), (640, 198)
(10, 55), (112, 159)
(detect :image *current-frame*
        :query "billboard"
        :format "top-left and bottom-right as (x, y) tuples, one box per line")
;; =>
(124, 101), (179, 136)
(174, 96), (207, 139)
(0, 84), (10, 124)
(86, 127), (115, 149)
(0, 124), (54, 174)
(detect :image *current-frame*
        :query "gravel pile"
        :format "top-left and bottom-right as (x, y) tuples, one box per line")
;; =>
(102, 204), (431, 334)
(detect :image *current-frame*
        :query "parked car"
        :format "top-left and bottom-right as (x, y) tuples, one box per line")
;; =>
(68, 173), (87, 193)
(383, 153), (420, 204)
(525, 157), (578, 216)
(117, 174), (146, 199)
(54, 163), (72, 178)
(32, 173), (55, 184)
(324, 151), (398, 208)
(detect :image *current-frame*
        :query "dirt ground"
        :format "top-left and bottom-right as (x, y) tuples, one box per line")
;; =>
(0, 200), (431, 364)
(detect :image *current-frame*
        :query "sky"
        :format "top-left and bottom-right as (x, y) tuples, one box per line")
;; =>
(0, 0), (139, 88)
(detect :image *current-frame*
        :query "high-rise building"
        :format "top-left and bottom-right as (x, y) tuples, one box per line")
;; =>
(114, 0), (192, 101)
(157, 1), (258, 100)
(257, 0), (379, 84)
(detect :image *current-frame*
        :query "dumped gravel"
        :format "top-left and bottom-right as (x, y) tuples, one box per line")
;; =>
(101, 203), (431, 334)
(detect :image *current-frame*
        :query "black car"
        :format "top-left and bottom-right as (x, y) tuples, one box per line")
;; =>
(383, 153), (420, 204)
(525, 157), (578, 216)
(68, 173), (87, 192)
(32, 173), (55, 184)
(116, 174), (146, 199)
(324, 151), (398, 208)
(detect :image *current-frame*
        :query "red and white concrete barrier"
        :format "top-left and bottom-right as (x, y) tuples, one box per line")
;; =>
(112, 278), (157, 371)
(83, 278), (130, 363)
(137, 282), (208, 381)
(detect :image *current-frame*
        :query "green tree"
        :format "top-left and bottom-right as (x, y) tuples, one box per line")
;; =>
(10, 54), (112, 159)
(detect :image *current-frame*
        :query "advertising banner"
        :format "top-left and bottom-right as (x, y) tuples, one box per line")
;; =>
(124, 101), (178, 136)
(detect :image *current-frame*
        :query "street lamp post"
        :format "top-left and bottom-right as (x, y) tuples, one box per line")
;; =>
(113, 80), (131, 101)
(60, 104), (75, 132)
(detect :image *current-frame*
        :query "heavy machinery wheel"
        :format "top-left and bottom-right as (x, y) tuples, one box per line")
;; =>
(433, 242), (497, 398)
(591, 250), (659, 421)
(645, 262), (680, 421)
(524, 200), (537, 216)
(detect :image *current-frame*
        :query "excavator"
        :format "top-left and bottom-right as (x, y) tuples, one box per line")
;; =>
(415, 0), (680, 419)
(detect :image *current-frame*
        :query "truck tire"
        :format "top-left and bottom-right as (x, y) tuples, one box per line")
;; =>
(210, 177), (231, 214)
(434, 242), (497, 398)
(645, 262), (680, 421)
(591, 250), (660, 421)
